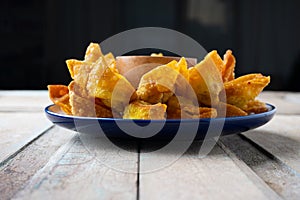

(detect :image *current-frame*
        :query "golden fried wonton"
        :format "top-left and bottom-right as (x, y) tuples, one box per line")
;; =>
(68, 81), (114, 118)
(188, 51), (224, 106)
(222, 50), (236, 82)
(86, 55), (137, 113)
(123, 101), (167, 120)
(166, 95), (217, 119)
(224, 73), (270, 110)
(48, 85), (72, 115)
(137, 60), (178, 104)
(65, 43), (136, 117)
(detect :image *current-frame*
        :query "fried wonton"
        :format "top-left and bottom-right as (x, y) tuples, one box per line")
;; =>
(243, 100), (269, 114)
(84, 42), (102, 62)
(66, 43), (136, 116)
(224, 73), (270, 111)
(86, 55), (137, 113)
(166, 95), (217, 119)
(48, 85), (72, 115)
(188, 50), (224, 106)
(216, 102), (247, 117)
(66, 44), (116, 89)
(68, 81), (114, 118)
(66, 43), (102, 79)
(222, 50), (235, 82)
(173, 57), (192, 97)
(123, 101), (167, 120)
(136, 60), (178, 104)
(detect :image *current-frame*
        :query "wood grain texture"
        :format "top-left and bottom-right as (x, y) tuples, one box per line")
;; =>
(0, 126), (75, 200)
(242, 115), (300, 174)
(12, 135), (138, 200)
(0, 90), (51, 112)
(219, 134), (300, 200)
(0, 112), (52, 164)
(0, 91), (299, 199)
(258, 91), (300, 115)
(139, 141), (281, 200)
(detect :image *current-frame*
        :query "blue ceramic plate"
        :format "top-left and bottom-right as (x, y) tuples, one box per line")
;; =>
(45, 103), (276, 140)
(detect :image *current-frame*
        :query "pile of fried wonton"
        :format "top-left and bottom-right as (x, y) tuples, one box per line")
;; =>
(48, 43), (270, 119)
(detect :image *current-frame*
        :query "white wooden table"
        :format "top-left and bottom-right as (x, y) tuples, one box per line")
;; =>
(0, 91), (300, 200)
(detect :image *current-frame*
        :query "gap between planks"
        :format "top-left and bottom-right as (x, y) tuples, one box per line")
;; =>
(0, 126), (75, 200)
(0, 112), (53, 166)
(241, 115), (300, 174)
(218, 134), (300, 200)
(138, 139), (281, 200)
(12, 132), (139, 200)
(0, 125), (53, 168)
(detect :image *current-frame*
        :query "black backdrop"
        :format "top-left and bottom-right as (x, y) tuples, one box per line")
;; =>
(1, 0), (299, 91)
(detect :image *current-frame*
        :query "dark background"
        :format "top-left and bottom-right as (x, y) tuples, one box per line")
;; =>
(1, 0), (299, 91)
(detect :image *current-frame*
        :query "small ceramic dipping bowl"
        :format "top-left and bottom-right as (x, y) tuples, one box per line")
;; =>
(116, 56), (197, 88)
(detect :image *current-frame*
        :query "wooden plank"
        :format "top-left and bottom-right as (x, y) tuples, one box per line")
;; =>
(0, 126), (75, 200)
(219, 134), (300, 200)
(12, 135), (138, 200)
(242, 115), (300, 173)
(139, 140), (281, 200)
(258, 91), (300, 115)
(0, 90), (51, 112)
(0, 112), (52, 165)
